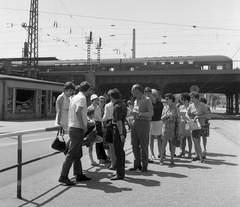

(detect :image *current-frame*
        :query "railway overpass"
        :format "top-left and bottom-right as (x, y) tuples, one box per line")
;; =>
(39, 69), (240, 114)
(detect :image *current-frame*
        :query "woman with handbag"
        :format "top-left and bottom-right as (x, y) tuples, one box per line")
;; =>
(186, 92), (210, 163)
(159, 93), (182, 166)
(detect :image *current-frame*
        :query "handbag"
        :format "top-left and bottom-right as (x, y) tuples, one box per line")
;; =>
(51, 128), (66, 152)
(185, 119), (202, 131)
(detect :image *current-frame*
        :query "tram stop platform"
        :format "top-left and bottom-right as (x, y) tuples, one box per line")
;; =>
(0, 114), (240, 207)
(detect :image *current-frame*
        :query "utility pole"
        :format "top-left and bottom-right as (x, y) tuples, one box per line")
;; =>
(132, 29), (136, 58)
(85, 31), (93, 71)
(95, 37), (102, 69)
(22, 0), (39, 77)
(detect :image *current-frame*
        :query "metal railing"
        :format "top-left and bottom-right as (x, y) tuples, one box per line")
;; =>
(0, 126), (58, 199)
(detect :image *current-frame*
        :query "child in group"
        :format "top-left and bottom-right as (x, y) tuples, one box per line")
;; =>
(84, 109), (103, 166)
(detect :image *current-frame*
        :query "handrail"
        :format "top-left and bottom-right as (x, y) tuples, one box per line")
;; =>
(0, 126), (58, 199)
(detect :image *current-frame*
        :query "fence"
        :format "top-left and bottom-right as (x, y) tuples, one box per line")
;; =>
(0, 126), (58, 199)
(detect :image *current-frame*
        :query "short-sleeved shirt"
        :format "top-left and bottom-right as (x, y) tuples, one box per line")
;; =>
(113, 100), (127, 137)
(68, 92), (87, 129)
(133, 95), (153, 121)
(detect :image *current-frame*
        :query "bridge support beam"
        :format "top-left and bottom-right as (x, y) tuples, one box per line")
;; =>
(234, 92), (239, 114)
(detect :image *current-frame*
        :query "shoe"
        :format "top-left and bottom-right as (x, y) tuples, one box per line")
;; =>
(91, 161), (99, 166)
(110, 175), (124, 180)
(141, 168), (148, 172)
(199, 156), (206, 163)
(170, 160), (175, 165)
(192, 156), (200, 161)
(76, 174), (91, 181)
(82, 138), (91, 147)
(58, 176), (75, 185)
(129, 166), (142, 171)
(151, 155), (156, 160)
(203, 150), (207, 154)
(148, 159), (154, 163)
(158, 154), (160, 158)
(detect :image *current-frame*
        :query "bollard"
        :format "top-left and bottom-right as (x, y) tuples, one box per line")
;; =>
(17, 135), (22, 199)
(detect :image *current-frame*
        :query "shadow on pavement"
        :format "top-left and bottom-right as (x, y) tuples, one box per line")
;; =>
(18, 185), (70, 207)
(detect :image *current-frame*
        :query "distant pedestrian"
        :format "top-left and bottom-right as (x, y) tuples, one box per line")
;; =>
(55, 82), (75, 133)
(109, 88), (127, 180)
(58, 81), (92, 185)
(129, 84), (153, 172)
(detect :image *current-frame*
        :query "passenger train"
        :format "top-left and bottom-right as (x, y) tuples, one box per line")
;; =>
(3, 55), (233, 73)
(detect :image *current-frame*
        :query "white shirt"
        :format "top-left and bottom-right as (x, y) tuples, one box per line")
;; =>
(68, 92), (87, 129)
(103, 101), (114, 121)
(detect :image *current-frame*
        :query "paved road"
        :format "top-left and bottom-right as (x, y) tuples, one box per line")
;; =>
(0, 118), (240, 207)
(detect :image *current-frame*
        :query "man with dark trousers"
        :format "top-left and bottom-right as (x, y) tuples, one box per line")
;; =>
(58, 81), (92, 185)
(129, 84), (153, 172)
(109, 88), (127, 180)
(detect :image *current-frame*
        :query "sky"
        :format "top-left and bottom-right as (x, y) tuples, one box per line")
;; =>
(0, 0), (240, 68)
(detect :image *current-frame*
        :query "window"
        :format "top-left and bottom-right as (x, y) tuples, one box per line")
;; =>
(15, 89), (36, 113)
(109, 67), (115, 71)
(216, 65), (223, 70)
(201, 65), (209, 70)
(129, 67), (135, 71)
(188, 61), (193, 64)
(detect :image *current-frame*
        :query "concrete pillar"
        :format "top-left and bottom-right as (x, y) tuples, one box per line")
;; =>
(234, 92), (239, 114)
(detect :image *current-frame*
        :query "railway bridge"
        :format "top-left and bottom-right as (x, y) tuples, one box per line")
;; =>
(39, 69), (240, 114)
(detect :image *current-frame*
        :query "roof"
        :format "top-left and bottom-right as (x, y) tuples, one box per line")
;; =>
(0, 74), (64, 86)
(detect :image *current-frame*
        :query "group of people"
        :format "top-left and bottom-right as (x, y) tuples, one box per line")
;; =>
(55, 81), (128, 185)
(55, 81), (211, 185)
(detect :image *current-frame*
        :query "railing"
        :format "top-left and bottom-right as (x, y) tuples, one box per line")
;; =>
(0, 126), (58, 199)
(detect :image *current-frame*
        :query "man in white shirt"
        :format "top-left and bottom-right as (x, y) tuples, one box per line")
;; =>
(59, 81), (92, 185)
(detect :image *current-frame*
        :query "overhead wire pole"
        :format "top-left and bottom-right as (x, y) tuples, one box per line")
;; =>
(85, 31), (93, 71)
(95, 37), (102, 69)
(132, 29), (136, 58)
(22, 0), (39, 78)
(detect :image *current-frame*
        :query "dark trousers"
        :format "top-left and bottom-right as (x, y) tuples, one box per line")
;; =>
(131, 119), (150, 169)
(60, 127), (84, 177)
(95, 121), (107, 160)
(113, 129), (125, 177)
